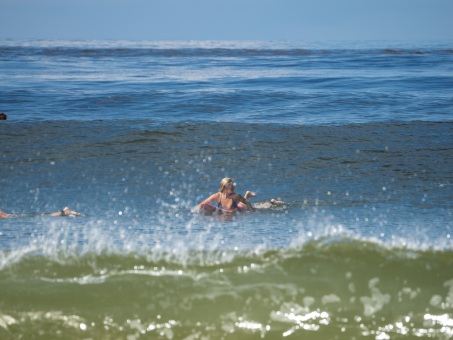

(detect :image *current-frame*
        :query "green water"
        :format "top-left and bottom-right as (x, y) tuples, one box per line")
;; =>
(1, 238), (452, 339)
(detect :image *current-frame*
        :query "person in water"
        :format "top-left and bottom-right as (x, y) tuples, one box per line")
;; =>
(0, 207), (81, 218)
(195, 177), (284, 214)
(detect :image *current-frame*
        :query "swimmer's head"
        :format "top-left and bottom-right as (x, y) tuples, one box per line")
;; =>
(220, 178), (235, 192)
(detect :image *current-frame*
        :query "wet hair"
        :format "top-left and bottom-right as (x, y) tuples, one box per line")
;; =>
(0, 113), (7, 120)
(219, 178), (234, 192)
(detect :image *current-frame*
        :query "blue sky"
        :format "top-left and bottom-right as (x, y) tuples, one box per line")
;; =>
(1, 0), (452, 41)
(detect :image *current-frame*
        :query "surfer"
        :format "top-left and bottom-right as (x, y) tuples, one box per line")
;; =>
(0, 207), (81, 218)
(195, 177), (285, 214)
(196, 177), (254, 214)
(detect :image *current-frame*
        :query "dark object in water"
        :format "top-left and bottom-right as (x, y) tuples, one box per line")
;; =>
(0, 113), (7, 120)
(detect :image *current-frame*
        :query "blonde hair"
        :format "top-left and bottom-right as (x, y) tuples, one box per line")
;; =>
(219, 177), (234, 192)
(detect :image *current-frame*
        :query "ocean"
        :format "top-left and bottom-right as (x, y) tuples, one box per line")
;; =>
(0, 40), (452, 339)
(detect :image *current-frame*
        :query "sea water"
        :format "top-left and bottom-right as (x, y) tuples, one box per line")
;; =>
(0, 40), (452, 339)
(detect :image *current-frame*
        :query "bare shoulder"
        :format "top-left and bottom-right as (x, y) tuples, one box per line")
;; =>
(211, 192), (221, 200)
(202, 192), (221, 204)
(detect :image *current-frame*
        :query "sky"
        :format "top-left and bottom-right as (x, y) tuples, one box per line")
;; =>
(0, 0), (452, 41)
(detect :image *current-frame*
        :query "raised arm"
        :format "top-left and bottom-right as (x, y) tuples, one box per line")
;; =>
(230, 193), (255, 211)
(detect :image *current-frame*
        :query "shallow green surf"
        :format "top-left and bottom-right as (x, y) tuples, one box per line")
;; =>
(1, 237), (452, 339)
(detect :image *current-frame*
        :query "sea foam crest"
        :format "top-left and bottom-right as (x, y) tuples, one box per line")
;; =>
(1, 211), (451, 274)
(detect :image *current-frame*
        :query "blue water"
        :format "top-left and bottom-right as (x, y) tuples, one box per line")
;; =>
(1, 40), (452, 124)
(0, 40), (452, 339)
(1, 39), (452, 245)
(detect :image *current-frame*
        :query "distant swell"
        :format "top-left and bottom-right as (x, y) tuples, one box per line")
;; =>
(1, 46), (453, 59)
